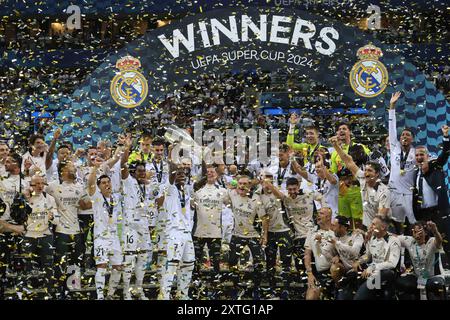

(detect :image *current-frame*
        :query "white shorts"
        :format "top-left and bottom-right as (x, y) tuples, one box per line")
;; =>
(94, 236), (123, 266)
(165, 232), (195, 262)
(123, 226), (152, 253)
(390, 192), (416, 223)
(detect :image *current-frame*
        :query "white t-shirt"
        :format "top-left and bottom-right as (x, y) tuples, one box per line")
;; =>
(0, 164), (7, 178)
(25, 193), (58, 238)
(308, 172), (339, 217)
(388, 109), (416, 195)
(193, 183), (227, 238)
(258, 190), (290, 233)
(335, 232), (365, 270)
(269, 161), (301, 191)
(283, 191), (322, 239)
(46, 180), (86, 235)
(224, 189), (265, 238)
(109, 161), (122, 194)
(0, 175), (30, 221)
(22, 151), (47, 176)
(149, 159), (169, 185)
(356, 169), (391, 227)
(90, 188), (121, 241)
(77, 164), (108, 216)
(46, 159), (59, 184)
(364, 234), (401, 272)
(157, 182), (193, 235)
(122, 175), (160, 230)
(399, 236), (439, 278)
(305, 228), (337, 272)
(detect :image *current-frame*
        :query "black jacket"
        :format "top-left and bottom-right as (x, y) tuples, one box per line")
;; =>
(412, 137), (450, 216)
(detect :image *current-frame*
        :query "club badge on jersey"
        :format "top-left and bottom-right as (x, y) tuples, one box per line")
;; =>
(110, 55), (148, 108)
(349, 44), (388, 98)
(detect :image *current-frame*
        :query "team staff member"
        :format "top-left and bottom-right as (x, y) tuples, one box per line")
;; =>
(22, 175), (58, 297)
(352, 215), (401, 300)
(396, 221), (445, 300)
(413, 124), (450, 260)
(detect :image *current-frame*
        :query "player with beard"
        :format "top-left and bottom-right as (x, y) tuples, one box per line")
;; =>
(46, 160), (91, 298)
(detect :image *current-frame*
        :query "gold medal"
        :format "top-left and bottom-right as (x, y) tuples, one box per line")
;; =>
(400, 170), (405, 176)
(109, 216), (113, 225)
(182, 207), (186, 215)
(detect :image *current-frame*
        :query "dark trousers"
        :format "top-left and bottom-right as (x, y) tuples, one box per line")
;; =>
(336, 270), (359, 300)
(265, 231), (292, 291)
(0, 233), (12, 299)
(193, 237), (222, 281)
(354, 269), (396, 300)
(22, 235), (54, 291)
(228, 236), (264, 288)
(78, 214), (94, 269)
(54, 232), (83, 292)
(395, 273), (446, 300)
(293, 237), (306, 275)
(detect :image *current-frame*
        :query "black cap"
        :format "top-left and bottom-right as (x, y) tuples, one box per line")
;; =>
(335, 215), (351, 228)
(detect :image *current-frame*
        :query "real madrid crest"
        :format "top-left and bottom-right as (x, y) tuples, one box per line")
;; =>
(349, 44), (388, 98)
(110, 56), (148, 108)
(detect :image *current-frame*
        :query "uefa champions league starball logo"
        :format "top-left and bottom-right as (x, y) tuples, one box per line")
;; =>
(110, 56), (148, 108)
(349, 44), (388, 98)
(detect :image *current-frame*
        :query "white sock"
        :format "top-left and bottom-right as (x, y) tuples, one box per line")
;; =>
(135, 253), (147, 292)
(176, 261), (194, 300)
(107, 268), (121, 297)
(159, 261), (177, 300)
(122, 255), (135, 296)
(95, 268), (106, 299)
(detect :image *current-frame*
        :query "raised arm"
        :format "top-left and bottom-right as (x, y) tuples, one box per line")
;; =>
(388, 91), (401, 148)
(261, 179), (285, 200)
(316, 153), (337, 185)
(328, 136), (359, 177)
(335, 233), (364, 258)
(290, 156), (309, 181)
(119, 134), (132, 180)
(286, 113), (304, 151)
(168, 159), (178, 185)
(436, 125), (450, 167)
(106, 140), (125, 169)
(427, 221), (443, 249)
(45, 128), (61, 170)
(87, 160), (101, 196)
